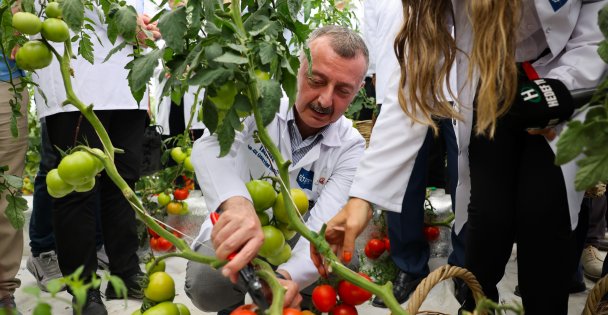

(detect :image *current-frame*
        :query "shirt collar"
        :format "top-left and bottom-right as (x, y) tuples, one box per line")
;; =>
(281, 105), (342, 148)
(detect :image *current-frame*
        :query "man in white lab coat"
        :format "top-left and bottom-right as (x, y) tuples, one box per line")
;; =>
(184, 25), (368, 312)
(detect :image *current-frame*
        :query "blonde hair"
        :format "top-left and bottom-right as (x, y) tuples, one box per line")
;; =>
(395, 0), (521, 137)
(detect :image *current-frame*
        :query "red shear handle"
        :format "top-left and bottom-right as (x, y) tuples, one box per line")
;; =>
(209, 212), (236, 260)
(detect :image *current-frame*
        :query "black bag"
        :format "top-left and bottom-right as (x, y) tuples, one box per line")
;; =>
(140, 118), (163, 176)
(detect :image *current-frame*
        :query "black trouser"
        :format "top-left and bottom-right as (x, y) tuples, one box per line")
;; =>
(466, 117), (574, 315)
(46, 110), (146, 281)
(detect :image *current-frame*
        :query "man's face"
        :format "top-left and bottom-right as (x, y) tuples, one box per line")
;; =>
(294, 36), (367, 137)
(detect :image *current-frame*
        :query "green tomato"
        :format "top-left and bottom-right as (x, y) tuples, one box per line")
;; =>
(12, 12), (42, 35)
(46, 168), (73, 198)
(272, 188), (309, 223)
(145, 259), (166, 274)
(208, 81), (237, 110)
(32, 302), (52, 315)
(45, 2), (62, 18)
(277, 222), (297, 241)
(89, 148), (105, 173)
(41, 18), (70, 42)
(15, 41), (53, 71)
(131, 310), (142, 315)
(74, 178), (95, 193)
(183, 156), (194, 172)
(175, 303), (190, 315)
(57, 151), (98, 186)
(144, 271), (175, 302)
(259, 225), (285, 258)
(246, 180), (277, 212)
(142, 301), (179, 315)
(266, 244), (291, 266)
(170, 147), (187, 164)
(257, 211), (270, 226)
(157, 192), (171, 206)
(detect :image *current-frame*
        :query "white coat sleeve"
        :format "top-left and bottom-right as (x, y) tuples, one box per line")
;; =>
(535, 0), (608, 89)
(279, 135), (366, 288)
(348, 65), (430, 213)
(362, 0), (377, 77)
(191, 117), (257, 213)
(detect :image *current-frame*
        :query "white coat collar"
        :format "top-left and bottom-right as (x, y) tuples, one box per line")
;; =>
(276, 99), (343, 148)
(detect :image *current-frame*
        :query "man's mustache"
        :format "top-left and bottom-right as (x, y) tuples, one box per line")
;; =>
(309, 102), (332, 114)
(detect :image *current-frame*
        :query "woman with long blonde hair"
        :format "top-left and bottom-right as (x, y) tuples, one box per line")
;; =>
(313, 0), (608, 313)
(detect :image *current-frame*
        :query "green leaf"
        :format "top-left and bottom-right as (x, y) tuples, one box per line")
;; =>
(217, 118), (236, 157)
(556, 120), (586, 165)
(127, 49), (164, 101)
(22, 286), (41, 297)
(20, 0), (34, 13)
(5, 194), (27, 229)
(103, 41), (128, 63)
(109, 5), (138, 42)
(598, 40), (608, 64)
(187, 0), (203, 37)
(575, 149), (608, 191)
(259, 41), (275, 65)
(78, 33), (95, 65)
(158, 6), (187, 53)
(599, 5), (608, 39)
(258, 79), (282, 126)
(46, 278), (66, 295)
(189, 67), (231, 86)
(3, 174), (22, 188)
(226, 43), (247, 53)
(234, 94), (251, 114)
(214, 52), (248, 64)
(107, 275), (127, 299)
(202, 97), (219, 134)
(61, 0), (85, 32)
(281, 71), (297, 107)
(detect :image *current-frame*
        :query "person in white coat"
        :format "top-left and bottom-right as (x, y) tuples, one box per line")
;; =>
(30, 1), (161, 314)
(184, 25), (368, 312)
(313, 1), (608, 314)
(360, 0), (467, 307)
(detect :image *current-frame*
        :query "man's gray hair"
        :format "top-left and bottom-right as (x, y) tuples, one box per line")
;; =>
(306, 25), (369, 68)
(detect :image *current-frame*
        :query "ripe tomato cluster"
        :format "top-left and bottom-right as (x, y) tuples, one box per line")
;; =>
(148, 227), (180, 253)
(12, 2), (70, 71)
(363, 237), (389, 260)
(230, 305), (313, 315)
(311, 273), (373, 314)
(156, 188), (189, 216)
(46, 149), (104, 198)
(245, 179), (310, 266)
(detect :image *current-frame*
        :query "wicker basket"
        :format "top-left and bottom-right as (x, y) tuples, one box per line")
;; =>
(353, 119), (373, 147)
(584, 274), (608, 315)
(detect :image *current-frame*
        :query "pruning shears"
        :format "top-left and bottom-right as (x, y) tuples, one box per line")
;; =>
(210, 211), (270, 311)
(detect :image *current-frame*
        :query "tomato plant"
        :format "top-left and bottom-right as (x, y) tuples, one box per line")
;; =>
(173, 188), (189, 201)
(273, 188), (309, 223)
(312, 284), (337, 313)
(330, 304), (357, 315)
(166, 201), (184, 215)
(259, 225), (285, 258)
(383, 237), (390, 253)
(337, 273), (372, 306)
(73, 177), (95, 193)
(144, 271), (176, 302)
(41, 18), (70, 42)
(423, 226), (440, 242)
(257, 211), (270, 226)
(183, 156), (194, 172)
(175, 303), (190, 315)
(283, 308), (302, 315)
(15, 41), (53, 71)
(246, 179), (277, 211)
(170, 147), (187, 164)
(45, 2), (62, 18)
(157, 192), (171, 206)
(230, 304), (257, 315)
(148, 227), (160, 238)
(208, 81), (238, 110)
(11, 12), (41, 35)
(150, 236), (174, 252)
(145, 259), (166, 274)
(266, 244), (291, 266)
(57, 151), (98, 186)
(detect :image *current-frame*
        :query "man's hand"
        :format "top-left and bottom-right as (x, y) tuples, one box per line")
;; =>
(310, 197), (372, 277)
(527, 127), (556, 141)
(212, 196), (264, 283)
(136, 14), (161, 46)
(10, 45), (20, 60)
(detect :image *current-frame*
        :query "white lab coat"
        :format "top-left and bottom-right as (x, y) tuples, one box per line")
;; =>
(350, 0), (608, 234)
(192, 100), (366, 288)
(154, 76), (206, 135)
(32, 0), (160, 119)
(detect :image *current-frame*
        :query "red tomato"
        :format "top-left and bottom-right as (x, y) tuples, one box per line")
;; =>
(364, 239), (385, 259)
(337, 273), (373, 306)
(283, 308), (302, 315)
(383, 237), (390, 253)
(148, 227), (160, 238)
(330, 304), (358, 315)
(312, 284), (337, 312)
(230, 304), (257, 315)
(173, 188), (189, 201)
(423, 226), (440, 242)
(150, 236), (174, 252)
